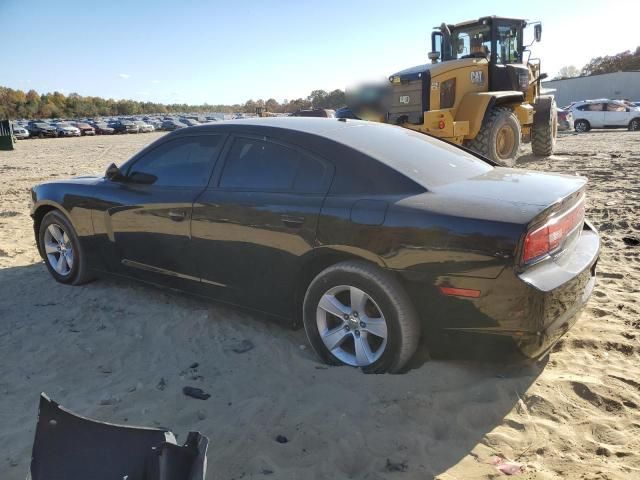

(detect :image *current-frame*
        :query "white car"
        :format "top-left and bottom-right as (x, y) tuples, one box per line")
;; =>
(55, 122), (81, 137)
(571, 100), (640, 132)
(134, 121), (155, 133)
(12, 124), (30, 139)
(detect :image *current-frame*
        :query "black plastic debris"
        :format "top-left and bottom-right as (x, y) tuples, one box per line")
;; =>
(30, 393), (208, 480)
(623, 236), (639, 246)
(231, 339), (255, 354)
(182, 387), (211, 400)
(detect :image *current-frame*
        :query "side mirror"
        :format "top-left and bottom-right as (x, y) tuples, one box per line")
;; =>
(428, 51), (440, 63)
(105, 163), (123, 181)
(534, 24), (542, 42)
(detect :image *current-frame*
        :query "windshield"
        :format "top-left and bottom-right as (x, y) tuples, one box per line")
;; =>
(494, 24), (521, 64)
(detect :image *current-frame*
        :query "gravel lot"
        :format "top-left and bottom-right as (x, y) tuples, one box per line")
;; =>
(1, 130), (639, 479)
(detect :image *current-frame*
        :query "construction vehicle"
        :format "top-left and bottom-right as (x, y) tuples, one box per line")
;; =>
(364, 16), (556, 164)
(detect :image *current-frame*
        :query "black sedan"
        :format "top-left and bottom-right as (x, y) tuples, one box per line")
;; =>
(30, 118), (600, 373)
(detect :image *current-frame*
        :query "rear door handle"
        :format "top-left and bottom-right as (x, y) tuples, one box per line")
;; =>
(169, 210), (187, 222)
(281, 215), (305, 228)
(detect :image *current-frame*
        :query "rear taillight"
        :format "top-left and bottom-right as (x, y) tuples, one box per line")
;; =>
(522, 199), (585, 264)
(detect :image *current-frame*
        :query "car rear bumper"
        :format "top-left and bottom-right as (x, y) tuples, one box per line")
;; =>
(427, 221), (600, 359)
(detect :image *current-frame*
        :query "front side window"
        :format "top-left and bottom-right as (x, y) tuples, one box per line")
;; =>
(219, 137), (326, 192)
(450, 25), (491, 60)
(127, 135), (223, 187)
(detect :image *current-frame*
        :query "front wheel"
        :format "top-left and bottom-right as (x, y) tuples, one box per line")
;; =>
(303, 261), (420, 373)
(38, 210), (93, 285)
(629, 118), (640, 131)
(465, 107), (521, 166)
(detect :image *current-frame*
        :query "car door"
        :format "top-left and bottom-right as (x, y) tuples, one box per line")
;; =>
(604, 102), (629, 127)
(190, 134), (333, 316)
(99, 134), (225, 287)
(584, 102), (605, 127)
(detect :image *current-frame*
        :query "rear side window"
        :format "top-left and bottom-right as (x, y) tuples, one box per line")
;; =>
(586, 103), (603, 111)
(606, 103), (626, 112)
(127, 135), (223, 187)
(219, 137), (327, 192)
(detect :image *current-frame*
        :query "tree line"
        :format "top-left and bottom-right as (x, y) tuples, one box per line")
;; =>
(0, 87), (346, 120)
(554, 46), (640, 80)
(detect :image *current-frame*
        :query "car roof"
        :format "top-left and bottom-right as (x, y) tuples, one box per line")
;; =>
(171, 117), (491, 188)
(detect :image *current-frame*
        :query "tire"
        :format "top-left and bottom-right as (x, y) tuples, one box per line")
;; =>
(38, 210), (93, 285)
(465, 107), (521, 166)
(629, 118), (640, 131)
(303, 260), (420, 373)
(531, 97), (557, 157)
(575, 119), (590, 133)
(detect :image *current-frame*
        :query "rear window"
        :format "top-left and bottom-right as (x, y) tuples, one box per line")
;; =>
(330, 122), (493, 188)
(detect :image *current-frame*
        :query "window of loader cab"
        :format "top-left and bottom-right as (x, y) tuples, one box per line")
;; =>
(127, 135), (223, 187)
(494, 24), (521, 64)
(450, 25), (491, 60)
(219, 137), (327, 193)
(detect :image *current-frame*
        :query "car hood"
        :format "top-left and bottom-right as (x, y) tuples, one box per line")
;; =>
(36, 176), (103, 188)
(398, 167), (587, 225)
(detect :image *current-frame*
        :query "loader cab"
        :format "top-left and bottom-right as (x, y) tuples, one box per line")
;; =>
(431, 16), (532, 94)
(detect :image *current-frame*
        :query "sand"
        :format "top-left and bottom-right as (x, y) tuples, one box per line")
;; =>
(0, 131), (638, 479)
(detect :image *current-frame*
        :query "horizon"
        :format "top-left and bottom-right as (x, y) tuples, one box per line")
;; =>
(2, 0), (639, 105)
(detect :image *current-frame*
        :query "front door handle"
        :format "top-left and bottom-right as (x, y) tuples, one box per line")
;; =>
(281, 215), (305, 228)
(169, 210), (187, 222)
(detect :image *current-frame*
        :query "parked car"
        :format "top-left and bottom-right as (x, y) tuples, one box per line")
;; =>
(160, 120), (186, 131)
(11, 123), (30, 139)
(179, 118), (200, 127)
(55, 122), (81, 137)
(133, 120), (155, 133)
(291, 109), (335, 118)
(71, 122), (96, 136)
(27, 122), (57, 138)
(92, 122), (115, 135)
(30, 118), (600, 372)
(110, 120), (139, 134)
(571, 100), (640, 132)
(557, 108), (574, 131)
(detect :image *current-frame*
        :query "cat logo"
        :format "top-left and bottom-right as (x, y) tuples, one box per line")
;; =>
(399, 95), (410, 104)
(471, 70), (485, 85)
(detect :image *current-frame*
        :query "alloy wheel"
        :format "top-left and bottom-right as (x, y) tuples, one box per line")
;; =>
(43, 223), (74, 276)
(316, 285), (388, 367)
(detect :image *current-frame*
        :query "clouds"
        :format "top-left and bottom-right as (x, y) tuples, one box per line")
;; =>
(118, 73), (131, 79)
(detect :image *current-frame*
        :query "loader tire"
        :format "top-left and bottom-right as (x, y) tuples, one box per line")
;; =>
(465, 107), (521, 166)
(532, 96), (557, 157)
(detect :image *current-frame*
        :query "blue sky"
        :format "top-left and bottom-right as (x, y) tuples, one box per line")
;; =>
(1, 0), (638, 104)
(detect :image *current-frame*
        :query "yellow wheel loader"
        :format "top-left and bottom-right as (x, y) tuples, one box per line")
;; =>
(380, 16), (556, 165)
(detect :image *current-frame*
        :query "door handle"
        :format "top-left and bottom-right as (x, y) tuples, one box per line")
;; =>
(169, 210), (187, 222)
(281, 215), (305, 228)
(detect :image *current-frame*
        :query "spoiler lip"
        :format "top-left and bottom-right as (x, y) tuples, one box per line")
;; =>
(30, 393), (208, 480)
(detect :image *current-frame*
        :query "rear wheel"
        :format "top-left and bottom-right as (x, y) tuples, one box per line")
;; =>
(531, 97), (557, 157)
(629, 118), (640, 131)
(303, 261), (420, 373)
(465, 107), (521, 166)
(575, 119), (590, 133)
(38, 211), (93, 285)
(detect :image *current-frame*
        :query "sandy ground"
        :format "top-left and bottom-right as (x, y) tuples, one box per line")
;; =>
(0, 131), (639, 479)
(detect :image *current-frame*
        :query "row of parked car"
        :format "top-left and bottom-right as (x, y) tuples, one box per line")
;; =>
(10, 115), (223, 139)
(557, 99), (640, 133)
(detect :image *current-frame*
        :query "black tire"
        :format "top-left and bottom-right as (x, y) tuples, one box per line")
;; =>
(465, 107), (521, 166)
(38, 210), (93, 285)
(303, 260), (420, 373)
(575, 119), (590, 133)
(531, 97), (557, 157)
(629, 118), (640, 131)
